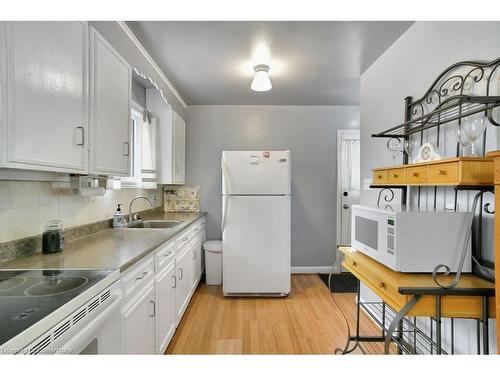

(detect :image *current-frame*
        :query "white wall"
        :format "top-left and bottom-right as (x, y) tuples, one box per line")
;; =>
(186, 105), (359, 269)
(360, 21), (500, 354)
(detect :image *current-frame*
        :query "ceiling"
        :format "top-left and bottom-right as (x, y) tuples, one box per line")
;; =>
(127, 21), (413, 106)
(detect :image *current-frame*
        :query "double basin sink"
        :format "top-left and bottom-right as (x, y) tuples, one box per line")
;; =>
(126, 220), (183, 230)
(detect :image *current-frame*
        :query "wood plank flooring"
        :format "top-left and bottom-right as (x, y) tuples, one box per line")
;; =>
(166, 274), (387, 354)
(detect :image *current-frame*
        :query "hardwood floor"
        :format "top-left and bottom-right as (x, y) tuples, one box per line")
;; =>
(166, 274), (387, 354)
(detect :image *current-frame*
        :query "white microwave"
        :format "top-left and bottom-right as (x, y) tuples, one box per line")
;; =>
(351, 205), (472, 273)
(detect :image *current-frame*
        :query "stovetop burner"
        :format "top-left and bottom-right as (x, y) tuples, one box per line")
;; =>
(0, 269), (115, 347)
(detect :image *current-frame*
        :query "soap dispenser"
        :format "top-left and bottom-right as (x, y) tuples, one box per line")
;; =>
(113, 204), (127, 228)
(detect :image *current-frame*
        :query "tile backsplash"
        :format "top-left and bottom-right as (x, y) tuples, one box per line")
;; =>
(0, 181), (163, 244)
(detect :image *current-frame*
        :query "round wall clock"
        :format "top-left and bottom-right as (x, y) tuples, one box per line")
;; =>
(414, 143), (442, 163)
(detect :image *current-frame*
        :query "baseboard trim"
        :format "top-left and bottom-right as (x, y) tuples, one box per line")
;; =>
(291, 266), (333, 274)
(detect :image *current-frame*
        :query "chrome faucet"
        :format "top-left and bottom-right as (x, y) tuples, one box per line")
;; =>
(129, 196), (154, 223)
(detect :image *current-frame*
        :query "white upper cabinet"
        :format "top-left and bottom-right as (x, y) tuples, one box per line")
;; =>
(0, 21), (89, 173)
(89, 28), (131, 176)
(146, 89), (185, 185)
(172, 111), (186, 184)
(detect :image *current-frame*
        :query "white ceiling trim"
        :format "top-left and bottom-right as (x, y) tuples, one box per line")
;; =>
(117, 21), (187, 108)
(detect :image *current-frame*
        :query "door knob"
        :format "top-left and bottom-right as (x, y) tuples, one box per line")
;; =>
(343, 191), (348, 197)
(343, 204), (349, 209)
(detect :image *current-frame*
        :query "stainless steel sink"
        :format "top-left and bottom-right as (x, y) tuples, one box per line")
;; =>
(126, 220), (183, 230)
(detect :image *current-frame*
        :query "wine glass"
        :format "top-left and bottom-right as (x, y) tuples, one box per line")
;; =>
(404, 137), (419, 163)
(462, 114), (486, 156)
(387, 138), (402, 163)
(456, 122), (471, 156)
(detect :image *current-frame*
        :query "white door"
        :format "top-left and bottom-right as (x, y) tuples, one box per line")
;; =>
(335, 130), (360, 271)
(172, 111), (185, 184)
(4, 21), (88, 173)
(222, 195), (291, 295)
(90, 27), (131, 176)
(122, 284), (155, 354)
(155, 262), (176, 354)
(175, 248), (192, 322)
(222, 150), (291, 195)
(191, 241), (200, 288)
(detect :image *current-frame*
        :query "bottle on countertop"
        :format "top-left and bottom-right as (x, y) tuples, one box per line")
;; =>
(113, 204), (127, 228)
(42, 220), (65, 254)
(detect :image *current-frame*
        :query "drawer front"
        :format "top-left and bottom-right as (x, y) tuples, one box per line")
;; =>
(122, 255), (155, 301)
(387, 168), (405, 184)
(343, 253), (405, 308)
(495, 159), (500, 184)
(176, 230), (192, 250)
(429, 162), (458, 184)
(373, 170), (388, 184)
(406, 165), (428, 184)
(155, 240), (177, 273)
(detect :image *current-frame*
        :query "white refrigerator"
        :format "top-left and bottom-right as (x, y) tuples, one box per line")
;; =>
(221, 150), (291, 297)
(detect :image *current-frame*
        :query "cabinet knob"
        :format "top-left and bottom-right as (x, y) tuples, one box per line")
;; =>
(411, 172), (418, 177)
(352, 261), (357, 267)
(392, 173), (398, 178)
(378, 281), (386, 289)
(438, 169), (447, 175)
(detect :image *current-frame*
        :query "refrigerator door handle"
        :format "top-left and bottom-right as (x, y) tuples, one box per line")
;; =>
(221, 156), (229, 232)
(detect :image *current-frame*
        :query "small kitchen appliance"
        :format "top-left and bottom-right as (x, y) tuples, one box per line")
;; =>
(351, 204), (472, 273)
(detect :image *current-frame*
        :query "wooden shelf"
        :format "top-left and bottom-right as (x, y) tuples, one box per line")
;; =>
(372, 157), (494, 187)
(339, 247), (495, 319)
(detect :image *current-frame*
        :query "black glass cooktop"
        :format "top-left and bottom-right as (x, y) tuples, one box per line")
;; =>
(0, 269), (115, 347)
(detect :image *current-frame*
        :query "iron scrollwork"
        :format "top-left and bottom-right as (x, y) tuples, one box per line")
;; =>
(377, 188), (395, 207)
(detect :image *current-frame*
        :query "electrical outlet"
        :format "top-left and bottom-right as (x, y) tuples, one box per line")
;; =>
(149, 193), (158, 204)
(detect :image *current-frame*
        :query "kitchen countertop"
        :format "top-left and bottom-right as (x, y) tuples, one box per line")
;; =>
(0, 212), (206, 273)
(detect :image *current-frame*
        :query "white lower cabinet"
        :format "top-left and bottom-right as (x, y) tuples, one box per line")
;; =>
(121, 282), (155, 354)
(120, 218), (206, 354)
(175, 246), (193, 323)
(155, 262), (176, 354)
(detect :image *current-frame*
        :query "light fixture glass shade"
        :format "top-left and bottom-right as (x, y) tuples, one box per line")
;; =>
(251, 64), (272, 92)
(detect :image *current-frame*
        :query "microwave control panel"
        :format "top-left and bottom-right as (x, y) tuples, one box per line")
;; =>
(386, 216), (395, 256)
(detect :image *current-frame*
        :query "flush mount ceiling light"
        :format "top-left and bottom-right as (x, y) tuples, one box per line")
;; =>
(251, 64), (272, 92)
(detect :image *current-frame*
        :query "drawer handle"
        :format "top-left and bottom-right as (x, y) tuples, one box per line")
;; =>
(193, 228), (199, 232)
(377, 175), (383, 179)
(392, 173), (398, 178)
(164, 250), (173, 257)
(135, 271), (148, 280)
(182, 237), (189, 242)
(171, 275), (177, 288)
(378, 282), (386, 289)
(178, 268), (183, 280)
(352, 261), (357, 267)
(438, 169), (447, 175)
(192, 250), (197, 260)
(149, 300), (155, 317)
(411, 172), (418, 177)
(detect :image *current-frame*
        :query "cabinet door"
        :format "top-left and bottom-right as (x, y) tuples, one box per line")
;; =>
(175, 248), (192, 322)
(4, 21), (88, 173)
(122, 284), (155, 354)
(155, 263), (176, 354)
(90, 28), (131, 176)
(172, 111), (185, 184)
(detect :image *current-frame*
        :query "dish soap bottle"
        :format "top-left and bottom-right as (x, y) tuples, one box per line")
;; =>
(113, 204), (127, 228)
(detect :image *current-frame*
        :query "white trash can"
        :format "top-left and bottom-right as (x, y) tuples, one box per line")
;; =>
(204, 240), (223, 285)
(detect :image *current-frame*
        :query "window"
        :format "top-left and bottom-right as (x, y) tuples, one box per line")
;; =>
(120, 104), (157, 189)
(120, 106), (144, 188)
